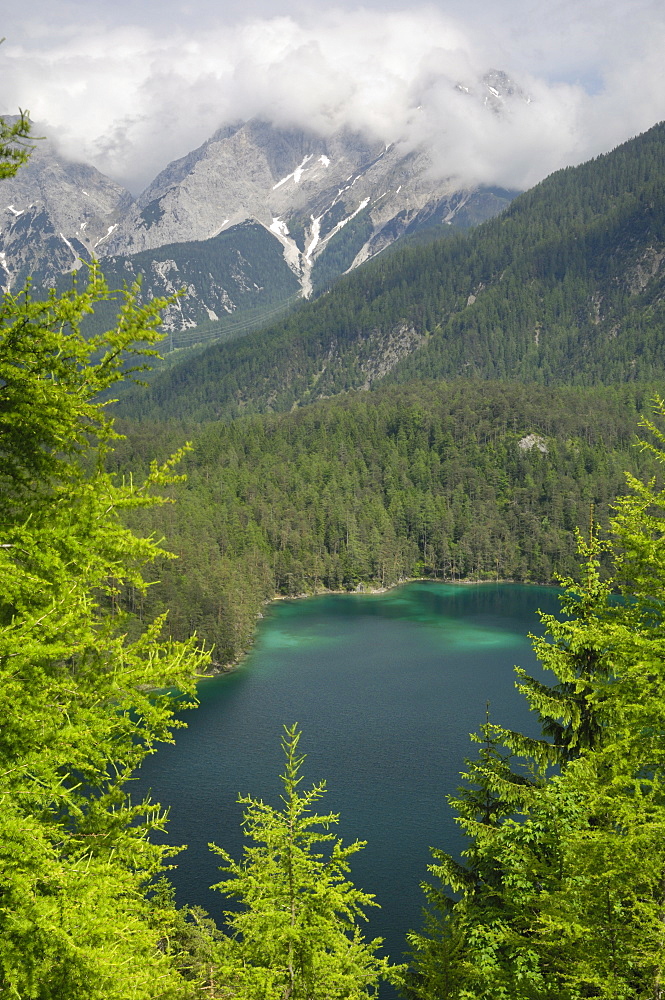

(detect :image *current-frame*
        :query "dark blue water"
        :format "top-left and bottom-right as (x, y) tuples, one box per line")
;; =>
(132, 582), (560, 974)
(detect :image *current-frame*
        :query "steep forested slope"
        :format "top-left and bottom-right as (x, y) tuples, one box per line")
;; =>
(116, 121), (665, 423)
(83, 221), (301, 346)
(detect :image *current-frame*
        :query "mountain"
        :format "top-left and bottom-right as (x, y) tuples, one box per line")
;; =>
(103, 102), (517, 298)
(93, 222), (301, 345)
(0, 119), (133, 290)
(115, 120), (665, 423)
(0, 73), (520, 329)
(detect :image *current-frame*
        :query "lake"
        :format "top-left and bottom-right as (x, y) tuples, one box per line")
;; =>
(133, 581), (560, 976)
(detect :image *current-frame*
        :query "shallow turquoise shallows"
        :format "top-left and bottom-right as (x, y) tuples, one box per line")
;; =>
(133, 582), (560, 975)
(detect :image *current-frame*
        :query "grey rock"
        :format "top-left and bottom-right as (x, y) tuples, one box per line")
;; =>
(1, 69), (522, 324)
(0, 122), (133, 289)
(518, 434), (549, 454)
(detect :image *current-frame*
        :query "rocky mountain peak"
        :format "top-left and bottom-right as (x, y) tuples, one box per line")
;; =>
(0, 119), (133, 289)
(0, 85), (518, 323)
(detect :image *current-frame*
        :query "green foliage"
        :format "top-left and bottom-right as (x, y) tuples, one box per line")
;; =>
(148, 879), (229, 993)
(519, 521), (615, 761)
(210, 724), (400, 999)
(110, 381), (657, 667)
(0, 110), (33, 179)
(0, 266), (209, 997)
(405, 401), (665, 999)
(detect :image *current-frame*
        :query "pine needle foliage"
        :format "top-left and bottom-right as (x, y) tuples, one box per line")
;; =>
(210, 724), (402, 999)
(405, 400), (665, 999)
(0, 265), (210, 998)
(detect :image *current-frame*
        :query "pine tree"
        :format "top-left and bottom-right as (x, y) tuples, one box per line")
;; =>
(0, 267), (209, 997)
(405, 402), (665, 999)
(210, 724), (401, 999)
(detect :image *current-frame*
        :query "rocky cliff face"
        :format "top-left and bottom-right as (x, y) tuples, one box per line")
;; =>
(0, 72), (520, 328)
(0, 126), (132, 289)
(103, 114), (515, 298)
(95, 221), (301, 342)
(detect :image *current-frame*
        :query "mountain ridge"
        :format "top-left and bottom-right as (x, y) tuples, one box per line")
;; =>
(114, 119), (665, 423)
(0, 80), (519, 316)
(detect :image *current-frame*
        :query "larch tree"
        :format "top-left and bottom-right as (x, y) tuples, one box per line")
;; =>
(0, 114), (210, 998)
(210, 724), (401, 999)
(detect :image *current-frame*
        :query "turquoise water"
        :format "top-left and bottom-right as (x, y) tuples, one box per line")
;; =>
(133, 582), (560, 974)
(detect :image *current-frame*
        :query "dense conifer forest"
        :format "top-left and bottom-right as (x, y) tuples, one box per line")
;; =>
(113, 381), (658, 666)
(5, 109), (665, 998)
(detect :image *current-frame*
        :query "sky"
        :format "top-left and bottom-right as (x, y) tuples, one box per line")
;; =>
(2, 0), (664, 195)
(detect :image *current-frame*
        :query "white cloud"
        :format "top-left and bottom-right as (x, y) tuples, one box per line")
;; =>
(2, 2), (664, 194)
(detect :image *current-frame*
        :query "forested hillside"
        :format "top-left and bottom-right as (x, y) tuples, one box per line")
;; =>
(72, 221), (301, 348)
(112, 381), (658, 666)
(117, 120), (665, 423)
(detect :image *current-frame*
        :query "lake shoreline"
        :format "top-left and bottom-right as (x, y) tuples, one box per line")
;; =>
(202, 575), (542, 677)
(138, 582), (559, 971)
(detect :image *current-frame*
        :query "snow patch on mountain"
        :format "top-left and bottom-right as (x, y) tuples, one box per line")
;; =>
(59, 232), (83, 269)
(0, 252), (10, 292)
(305, 216), (321, 261)
(268, 217), (304, 278)
(273, 154), (314, 190)
(269, 217), (290, 237)
(94, 224), (118, 248)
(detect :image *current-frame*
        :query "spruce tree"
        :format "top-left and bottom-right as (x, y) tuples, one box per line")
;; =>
(405, 402), (665, 998)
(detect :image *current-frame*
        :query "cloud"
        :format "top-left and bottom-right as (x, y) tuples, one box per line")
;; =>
(2, 2), (664, 194)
